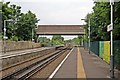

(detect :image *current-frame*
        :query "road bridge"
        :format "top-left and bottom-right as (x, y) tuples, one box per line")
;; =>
(36, 25), (85, 35)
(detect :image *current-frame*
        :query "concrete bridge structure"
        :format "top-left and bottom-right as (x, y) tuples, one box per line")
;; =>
(36, 25), (85, 35)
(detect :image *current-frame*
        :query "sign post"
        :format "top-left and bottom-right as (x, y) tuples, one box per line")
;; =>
(109, 0), (114, 78)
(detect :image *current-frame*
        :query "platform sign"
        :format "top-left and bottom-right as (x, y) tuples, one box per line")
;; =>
(107, 24), (113, 32)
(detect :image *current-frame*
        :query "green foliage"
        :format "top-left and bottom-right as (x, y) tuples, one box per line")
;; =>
(38, 37), (51, 47)
(71, 37), (80, 45)
(51, 35), (64, 46)
(0, 2), (2, 11)
(38, 36), (65, 47)
(0, 33), (3, 39)
(1, 2), (39, 41)
(16, 11), (38, 41)
(85, 2), (120, 41)
(10, 35), (18, 41)
(64, 36), (82, 46)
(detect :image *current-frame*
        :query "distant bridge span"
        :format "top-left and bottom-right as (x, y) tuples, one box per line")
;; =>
(36, 25), (85, 35)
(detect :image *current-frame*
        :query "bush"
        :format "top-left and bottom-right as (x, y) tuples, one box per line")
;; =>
(10, 36), (18, 41)
(0, 33), (3, 40)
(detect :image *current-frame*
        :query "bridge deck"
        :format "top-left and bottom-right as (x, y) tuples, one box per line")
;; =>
(36, 25), (85, 35)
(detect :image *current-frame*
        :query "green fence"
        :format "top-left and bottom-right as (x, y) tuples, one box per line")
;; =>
(85, 42), (89, 49)
(114, 40), (120, 70)
(86, 40), (120, 70)
(103, 41), (110, 64)
(99, 41), (104, 58)
(90, 41), (99, 56)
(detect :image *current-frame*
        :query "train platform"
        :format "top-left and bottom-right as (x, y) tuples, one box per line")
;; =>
(0, 47), (54, 58)
(52, 47), (77, 78)
(48, 47), (119, 79)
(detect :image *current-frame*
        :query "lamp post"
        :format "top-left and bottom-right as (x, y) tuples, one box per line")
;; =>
(81, 19), (86, 49)
(4, 19), (12, 53)
(31, 28), (34, 48)
(81, 18), (90, 54)
(32, 28), (34, 42)
(88, 19), (90, 54)
(107, 0), (114, 78)
(110, 0), (114, 78)
(3, 19), (16, 53)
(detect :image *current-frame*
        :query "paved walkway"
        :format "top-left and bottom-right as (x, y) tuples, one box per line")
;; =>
(53, 47), (77, 78)
(50, 47), (119, 80)
(80, 47), (119, 79)
(80, 47), (110, 78)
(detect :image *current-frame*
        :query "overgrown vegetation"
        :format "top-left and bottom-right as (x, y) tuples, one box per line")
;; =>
(85, 2), (120, 41)
(38, 37), (51, 47)
(0, 2), (39, 41)
(51, 35), (64, 46)
(38, 35), (82, 47)
(84, 2), (120, 69)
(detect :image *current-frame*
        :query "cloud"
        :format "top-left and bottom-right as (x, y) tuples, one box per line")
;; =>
(4, 0), (94, 25)
(5, 0), (92, 3)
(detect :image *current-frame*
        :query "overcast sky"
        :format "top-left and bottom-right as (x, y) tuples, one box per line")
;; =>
(4, 0), (94, 40)
(4, 0), (94, 25)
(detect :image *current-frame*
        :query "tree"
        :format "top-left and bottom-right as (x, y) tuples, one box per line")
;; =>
(85, 2), (120, 41)
(1, 2), (39, 41)
(2, 2), (22, 39)
(16, 11), (39, 41)
(113, 2), (120, 40)
(38, 37), (51, 47)
(51, 35), (64, 46)
(64, 36), (82, 46)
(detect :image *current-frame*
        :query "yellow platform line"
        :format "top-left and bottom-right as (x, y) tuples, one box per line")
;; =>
(77, 47), (86, 79)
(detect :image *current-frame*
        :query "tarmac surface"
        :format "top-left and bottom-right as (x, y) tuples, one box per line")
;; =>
(80, 47), (110, 79)
(53, 47), (77, 78)
(50, 47), (119, 80)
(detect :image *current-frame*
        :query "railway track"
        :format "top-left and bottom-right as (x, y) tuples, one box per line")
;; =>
(1, 47), (71, 80)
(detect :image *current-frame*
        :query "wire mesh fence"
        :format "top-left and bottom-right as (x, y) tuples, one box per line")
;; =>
(90, 41), (99, 56)
(114, 40), (120, 70)
(85, 40), (120, 70)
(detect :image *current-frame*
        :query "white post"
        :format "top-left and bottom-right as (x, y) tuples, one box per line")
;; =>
(88, 19), (90, 54)
(32, 28), (34, 48)
(82, 37), (83, 46)
(32, 29), (33, 41)
(4, 20), (6, 53)
(3, 19), (16, 53)
(110, 0), (114, 78)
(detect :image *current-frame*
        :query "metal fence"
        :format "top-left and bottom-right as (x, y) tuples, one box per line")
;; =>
(114, 40), (120, 69)
(90, 41), (99, 56)
(85, 40), (120, 70)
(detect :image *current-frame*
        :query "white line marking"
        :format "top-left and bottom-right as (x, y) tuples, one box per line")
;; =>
(47, 48), (74, 80)
(107, 76), (110, 78)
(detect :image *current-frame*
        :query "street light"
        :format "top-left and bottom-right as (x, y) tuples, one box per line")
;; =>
(32, 28), (34, 42)
(81, 19), (86, 49)
(107, 0), (114, 78)
(110, 0), (114, 79)
(3, 19), (16, 53)
(81, 18), (90, 54)
(31, 28), (34, 48)
(88, 18), (91, 54)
